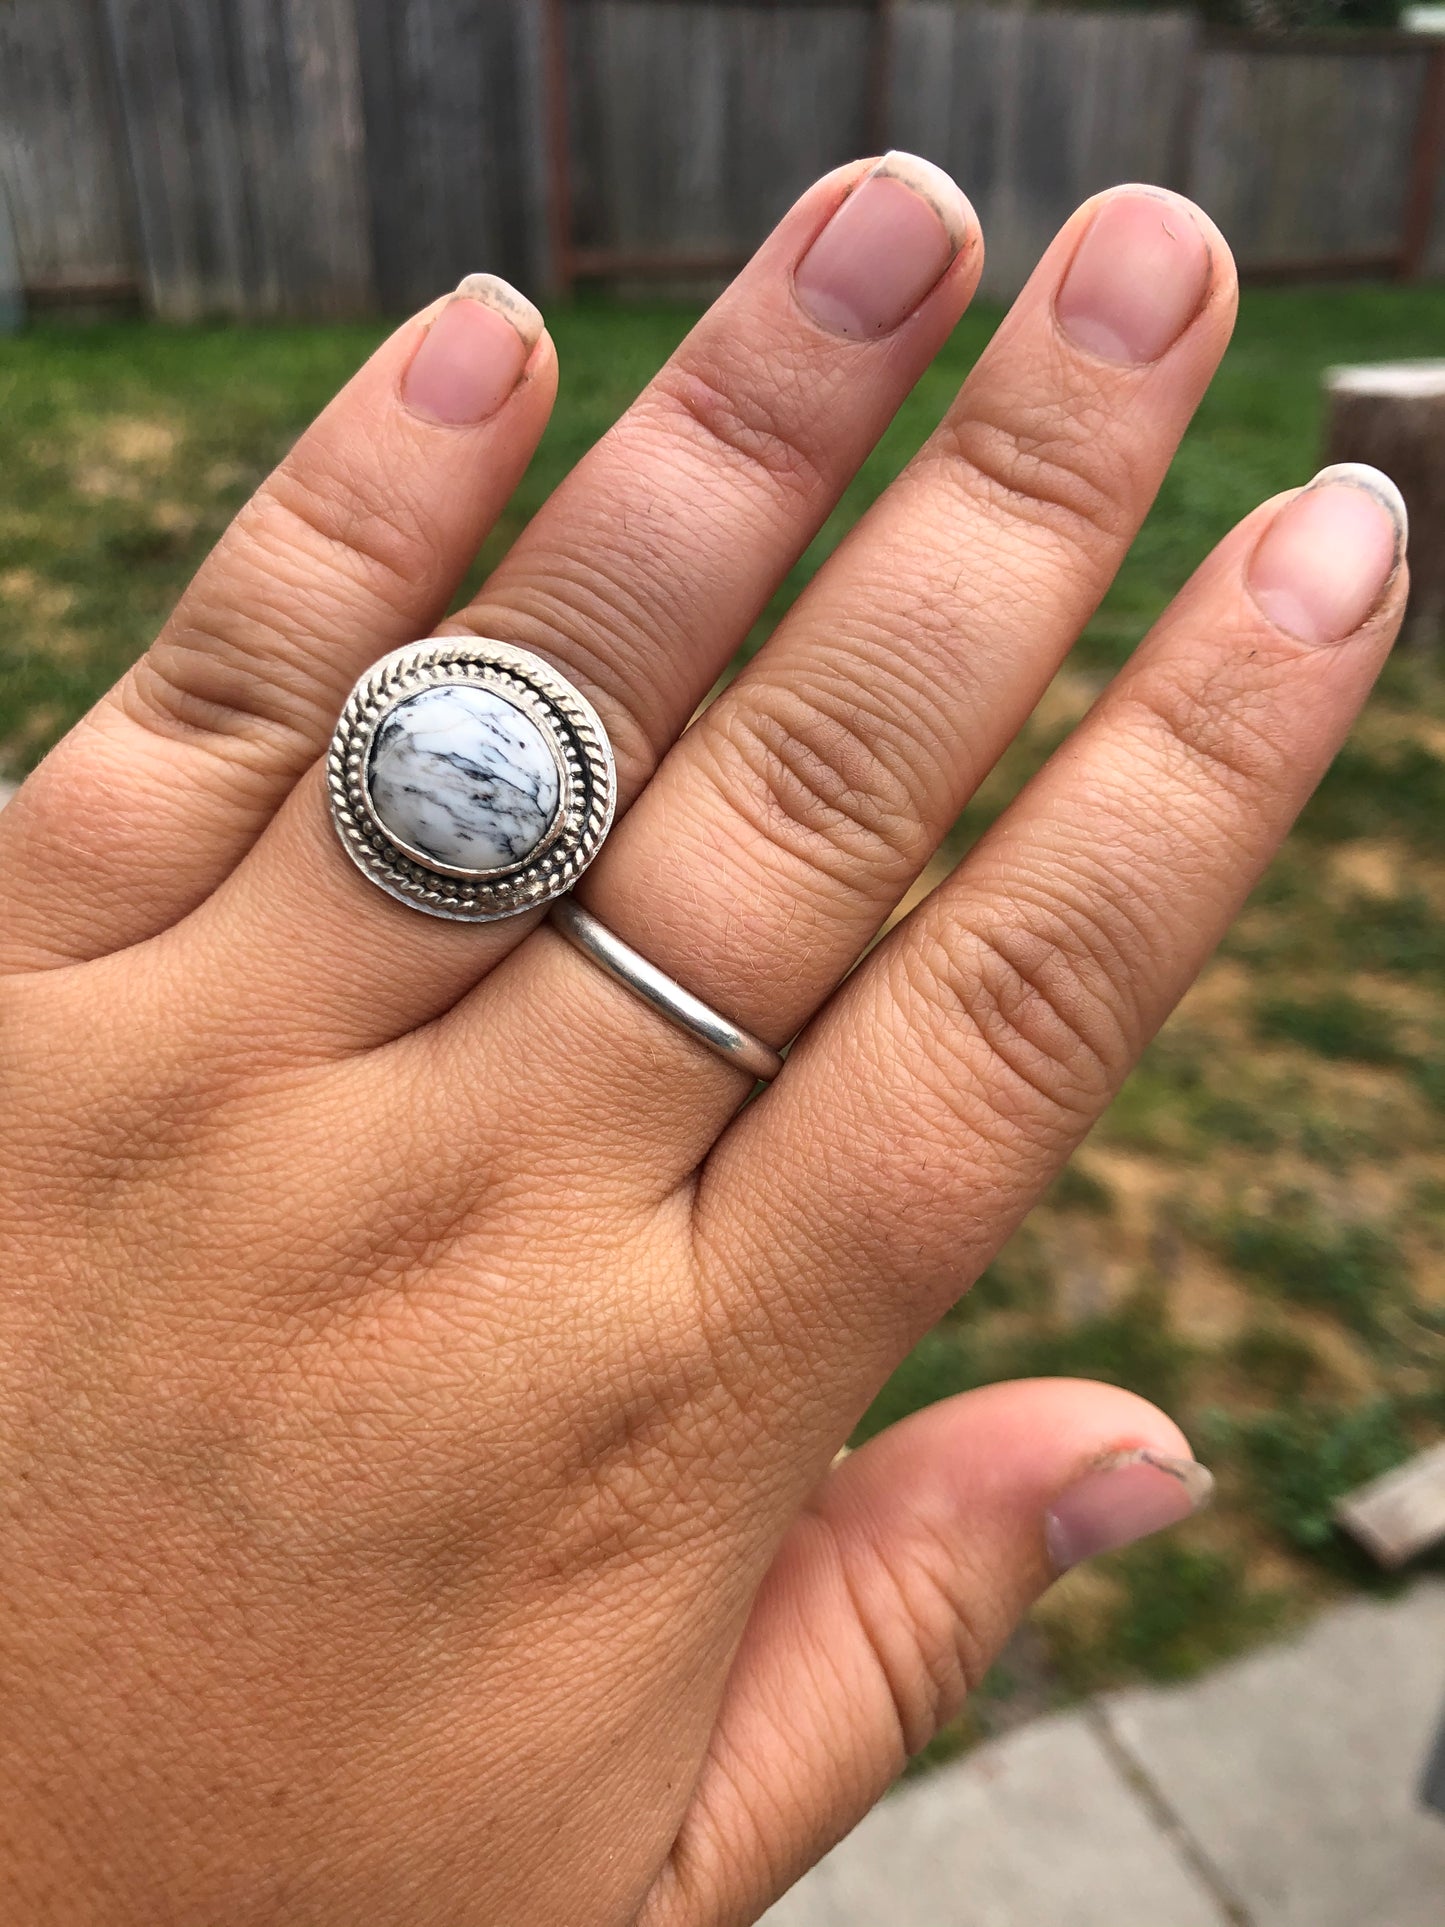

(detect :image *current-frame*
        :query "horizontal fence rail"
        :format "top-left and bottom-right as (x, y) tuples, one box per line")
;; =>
(2, 0), (1445, 319)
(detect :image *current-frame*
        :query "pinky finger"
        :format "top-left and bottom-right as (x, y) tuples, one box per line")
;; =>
(639, 1380), (1211, 1927)
(708, 464), (1407, 1399)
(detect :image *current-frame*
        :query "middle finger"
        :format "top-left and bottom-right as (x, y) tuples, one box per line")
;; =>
(465, 187), (1236, 1173)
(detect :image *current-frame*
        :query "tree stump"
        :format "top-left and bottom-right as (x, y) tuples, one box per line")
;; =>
(1324, 361), (1445, 653)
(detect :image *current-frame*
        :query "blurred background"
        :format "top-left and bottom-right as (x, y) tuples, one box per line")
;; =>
(1, 0), (1443, 1915)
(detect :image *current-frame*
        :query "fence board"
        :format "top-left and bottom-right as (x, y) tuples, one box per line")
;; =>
(101, 0), (372, 319)
(354, 0), (550, 311)
(1190, 47), (1423, 269)
(564, 1), (872, 266)
(7, 2), (1445, 318)
(0, 0), (137, 297)
(890, 6), (1198, 302)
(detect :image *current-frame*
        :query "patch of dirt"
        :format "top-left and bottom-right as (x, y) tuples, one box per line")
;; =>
(1028, 667), (1100, 735)
(1174, 958), (1254, 1033)
(1158, 1250), (1255, 1348)
(0, 568), (75, 621)
(72, 464), (143, 502)
(1330, 840), (1405, 897)
(204, 460), (250, 492)
(150, 500), (200, 538)
(101, 417), (178, 465)
(1081, 1148), (1174, 1231)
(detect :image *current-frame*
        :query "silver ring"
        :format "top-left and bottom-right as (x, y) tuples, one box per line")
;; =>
(548, 898), (785, 1084)
(327, 639), (615, 921)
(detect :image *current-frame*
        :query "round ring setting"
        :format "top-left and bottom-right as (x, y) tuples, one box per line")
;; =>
(327, 639), (616, 921)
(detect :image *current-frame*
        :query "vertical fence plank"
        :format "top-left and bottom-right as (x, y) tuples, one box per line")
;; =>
(1190, 46), (1424, 272)
(0, 168), (22, 331)
(101, 0), (372, 319)
(564, 1), (871, 270)
(1424, 117), (1445, 281)
(0, 0), (138, 299)
(354, 0), (550, 312)
(891, 6), (1197, 302)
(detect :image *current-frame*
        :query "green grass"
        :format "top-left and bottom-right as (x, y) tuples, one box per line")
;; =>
(2, 281), (1444, 1719)
(1228, 1319), (1334, 1400)
(1046, 1541), (1288, 1693)
(1254, 991), (1402, 1065)
(1204, 1397), (1423, 1561)
(9, 281), (1445, 767)
(1298, 738), (1445, 854)
(1198, 1189), (1409, 1335)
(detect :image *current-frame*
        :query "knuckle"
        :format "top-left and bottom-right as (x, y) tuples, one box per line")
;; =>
(121, 453), (436, 759)
(817, 1506), (994, 1760)
(451, 568), (664, 782)
(6, 1034), (222, 1227)
(1122, 651), (1295, 801)
(536, 1350), (739, 1582)
(123, 621), (319, 758)
(895, 1569), (995, 1753)
(262, 447), (440, 604)
(904, 904), (1133, 1135)
(647, 358), (828, 504)
(707, 679), (932, 891)
(931, 387), (1131, 559)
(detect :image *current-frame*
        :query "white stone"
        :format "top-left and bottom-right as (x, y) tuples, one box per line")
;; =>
(367, 684), (560, 875)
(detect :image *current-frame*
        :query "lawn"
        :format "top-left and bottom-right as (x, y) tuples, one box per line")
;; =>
(2, 285), (1443, 1755)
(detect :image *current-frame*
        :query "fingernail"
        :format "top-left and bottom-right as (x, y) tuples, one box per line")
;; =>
(794, 152), (973, 339)
(401, 273), (544, 425)
(1248, 463), (1407, 646)
(1056, 188), (1212, 365)
(1045, 1449), (1214, 1573)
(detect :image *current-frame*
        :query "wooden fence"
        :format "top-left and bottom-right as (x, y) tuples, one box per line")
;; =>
(3, 0), (1445, 319)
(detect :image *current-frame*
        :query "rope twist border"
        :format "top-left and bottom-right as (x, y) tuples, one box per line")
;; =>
(326, 639), (616, 922)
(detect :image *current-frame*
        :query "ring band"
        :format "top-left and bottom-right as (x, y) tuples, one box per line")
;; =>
(549, 898), (785, 1084)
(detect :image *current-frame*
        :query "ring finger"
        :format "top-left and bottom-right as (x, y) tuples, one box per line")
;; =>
(168, 156), (983, 1048)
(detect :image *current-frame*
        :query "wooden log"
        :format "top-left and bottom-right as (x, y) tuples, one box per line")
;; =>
(1325, 361), (1445, 653)
(1333, 1439), (1445, 1567)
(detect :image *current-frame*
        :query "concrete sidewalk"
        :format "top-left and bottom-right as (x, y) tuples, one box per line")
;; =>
(761, 1581), (1445, 1927)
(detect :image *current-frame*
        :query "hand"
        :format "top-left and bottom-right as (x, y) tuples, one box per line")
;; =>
(0, 158), (1406, 1926)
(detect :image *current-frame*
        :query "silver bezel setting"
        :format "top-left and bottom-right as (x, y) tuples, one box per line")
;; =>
(327, 638), (616, 922)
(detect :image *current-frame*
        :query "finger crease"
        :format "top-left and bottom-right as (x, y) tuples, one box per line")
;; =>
(651, 367), (827, 504)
